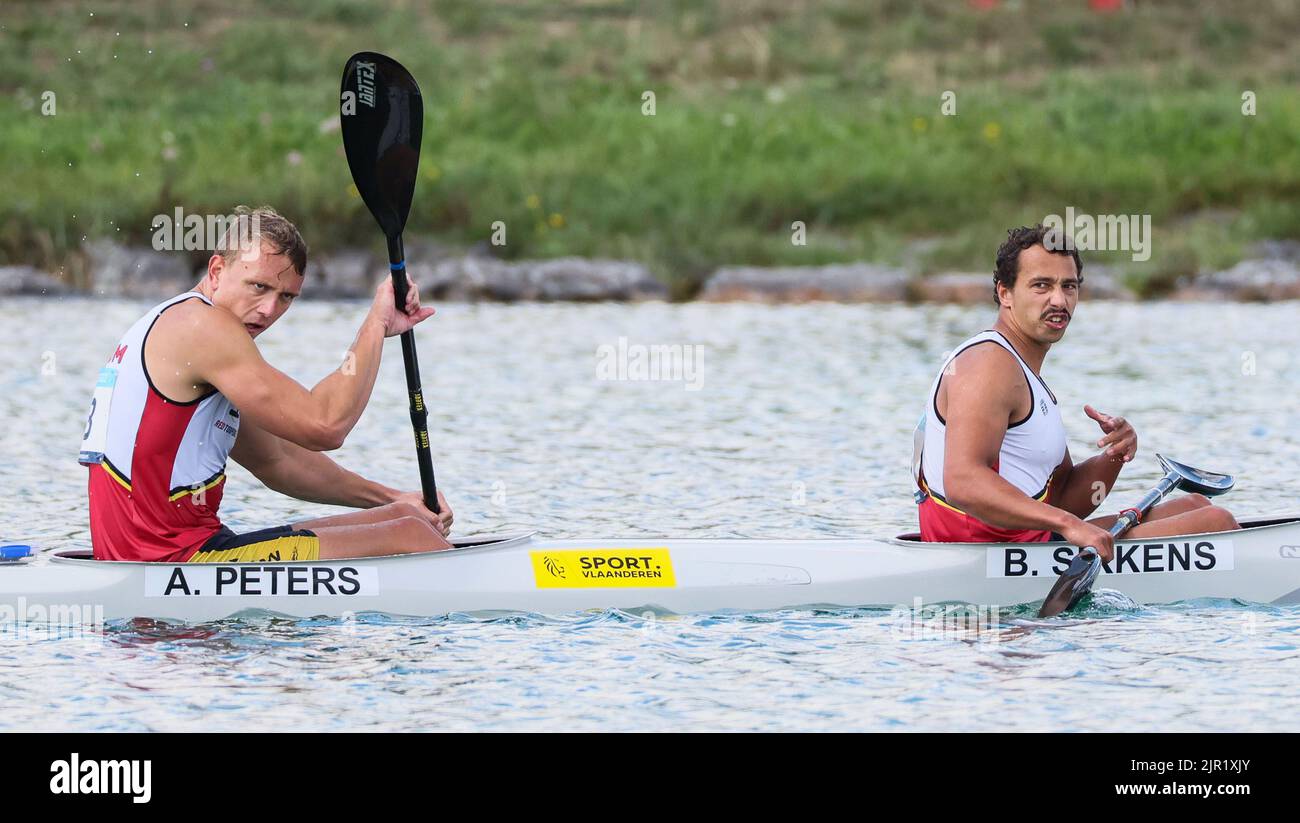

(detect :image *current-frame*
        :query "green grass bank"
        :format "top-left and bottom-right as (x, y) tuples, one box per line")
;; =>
(2, 0), (1298, 297)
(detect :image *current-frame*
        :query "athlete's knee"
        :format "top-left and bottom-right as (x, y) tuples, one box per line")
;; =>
(1184, 493), (1211, 509)
(394, 515), (439, 539)
(1203, 506), (1238, 531)
(389, 501), (425, 521)
(394, 514), (434, 529)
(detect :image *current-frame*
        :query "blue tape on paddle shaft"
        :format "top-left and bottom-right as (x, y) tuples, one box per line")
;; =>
(390, 261), (405, 270)
(0, 545), (32, 560)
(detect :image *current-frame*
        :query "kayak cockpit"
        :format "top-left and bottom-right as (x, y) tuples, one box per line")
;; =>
(890, 514), (1300, 545)
(53, 550), (94, 561)
(47, 532), (537, 566)
(889, 531), (1070, 544)
(1234, 514), (1300, 529)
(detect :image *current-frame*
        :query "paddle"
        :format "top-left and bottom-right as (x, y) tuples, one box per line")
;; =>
(339, 51), (439, 513)
(1037, 454), (1235, 617)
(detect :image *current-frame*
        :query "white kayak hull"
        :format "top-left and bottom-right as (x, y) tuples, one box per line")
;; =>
(3, 517), (1299, 623)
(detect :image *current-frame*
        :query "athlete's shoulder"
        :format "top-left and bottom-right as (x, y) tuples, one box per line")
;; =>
(151, 294), (251, 358)
(157, 293), (237, 330)
(941, 337), (1026, 419)
(946, 337), (1021, 384)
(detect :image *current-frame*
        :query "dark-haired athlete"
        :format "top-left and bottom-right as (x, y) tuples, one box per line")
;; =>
(913, 225), (1237, 560)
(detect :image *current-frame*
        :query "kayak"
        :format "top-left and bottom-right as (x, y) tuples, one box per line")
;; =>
(2, 514), (1298, 623)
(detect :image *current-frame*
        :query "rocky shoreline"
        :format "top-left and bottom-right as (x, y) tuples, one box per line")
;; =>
(3, 239), (1299, 303)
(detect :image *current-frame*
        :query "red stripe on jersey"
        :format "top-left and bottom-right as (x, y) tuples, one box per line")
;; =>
(88, 391), (224, 562)
(917, 496), (1053, 543)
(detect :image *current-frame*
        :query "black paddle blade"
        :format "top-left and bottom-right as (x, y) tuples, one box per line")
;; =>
(1038, 549), (1101, 617)
(340, 51), (423, 238)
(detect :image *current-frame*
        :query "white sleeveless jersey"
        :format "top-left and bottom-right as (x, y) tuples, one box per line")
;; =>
(913, 330), (1066, 503)
(79, 291), (239, 496)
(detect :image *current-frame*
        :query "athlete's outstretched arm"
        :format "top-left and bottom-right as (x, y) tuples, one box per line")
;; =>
(230, 419), (395, 506)
(188, 279), (433, 451)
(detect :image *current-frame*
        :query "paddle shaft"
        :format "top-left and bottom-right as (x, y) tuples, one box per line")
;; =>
(387, 234), (439, 514)
(1098, 469), (1182, 544)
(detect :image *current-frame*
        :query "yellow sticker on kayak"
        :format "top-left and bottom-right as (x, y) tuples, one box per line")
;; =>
(530, 549), (676, 588)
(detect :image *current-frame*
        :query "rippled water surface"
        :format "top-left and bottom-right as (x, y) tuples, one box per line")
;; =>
(1, 298), (1298, 731)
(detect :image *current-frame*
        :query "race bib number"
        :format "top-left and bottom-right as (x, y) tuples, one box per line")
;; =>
(987, 539), (1235, 578)
(78, 365), (118, 465)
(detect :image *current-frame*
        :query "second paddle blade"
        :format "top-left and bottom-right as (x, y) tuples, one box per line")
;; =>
(1038, 549), (1101, 617)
